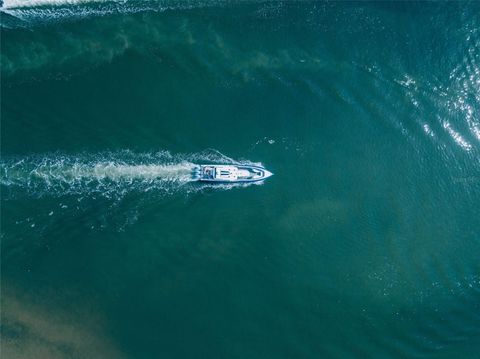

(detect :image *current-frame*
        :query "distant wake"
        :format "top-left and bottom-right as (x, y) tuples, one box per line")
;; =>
(0, 0), (219, 10)
(0, 0), (225, 25)
(0, 150), (263, 198)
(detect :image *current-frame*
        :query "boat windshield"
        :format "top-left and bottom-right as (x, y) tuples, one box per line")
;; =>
(203, 166), (215, 179)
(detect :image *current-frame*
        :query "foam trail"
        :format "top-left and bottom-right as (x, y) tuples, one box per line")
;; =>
(0, 150), (262, 198)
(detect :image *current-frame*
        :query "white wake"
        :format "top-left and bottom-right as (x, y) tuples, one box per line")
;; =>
(2, 0), (108, 9)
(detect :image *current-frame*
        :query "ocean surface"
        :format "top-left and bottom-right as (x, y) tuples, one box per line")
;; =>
(1, 1), (480, 358)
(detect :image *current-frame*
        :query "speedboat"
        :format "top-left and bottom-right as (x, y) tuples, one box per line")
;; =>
(196, 164), (273, 183)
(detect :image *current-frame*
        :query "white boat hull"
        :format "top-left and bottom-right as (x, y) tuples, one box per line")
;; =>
(196, 164), (273, 183)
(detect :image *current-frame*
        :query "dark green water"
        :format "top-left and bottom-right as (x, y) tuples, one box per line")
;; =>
(1, 1), (480, 358)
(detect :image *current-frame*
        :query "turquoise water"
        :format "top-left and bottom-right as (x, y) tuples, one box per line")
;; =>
(1, 1), (480, 358)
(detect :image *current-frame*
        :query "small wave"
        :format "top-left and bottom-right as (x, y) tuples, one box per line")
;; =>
(441, 120), (473, 151)
(0, 149), (263, 198)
